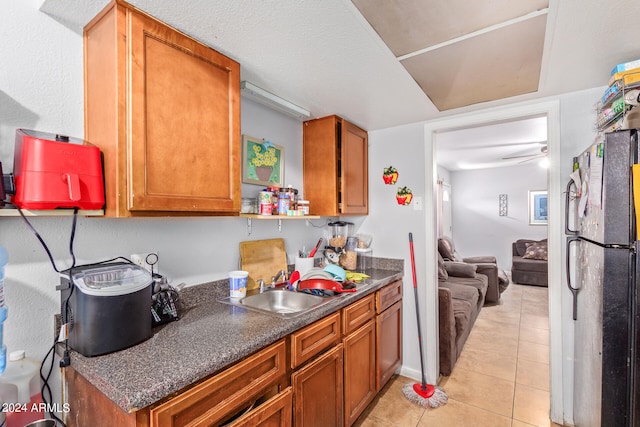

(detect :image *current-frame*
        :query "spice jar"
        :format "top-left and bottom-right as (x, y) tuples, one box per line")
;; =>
(285, 185), (298, 211)
(297, 200), (309, 215)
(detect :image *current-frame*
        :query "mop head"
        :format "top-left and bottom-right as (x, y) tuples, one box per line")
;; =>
(402, 382), (448, 408)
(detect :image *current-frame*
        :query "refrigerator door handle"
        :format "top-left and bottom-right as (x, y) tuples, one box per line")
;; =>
(565, 179), (579, 235)
(566, 236), (580, 320)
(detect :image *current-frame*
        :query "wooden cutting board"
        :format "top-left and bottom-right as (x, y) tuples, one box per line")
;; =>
(239, 238), (288, 291)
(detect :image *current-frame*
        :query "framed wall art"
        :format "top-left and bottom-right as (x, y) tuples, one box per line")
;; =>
(529, 190), (548, 225)
(242, 135), (284, 186)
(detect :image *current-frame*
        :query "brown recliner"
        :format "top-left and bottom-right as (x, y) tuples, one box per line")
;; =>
(437, 236), (509, 303)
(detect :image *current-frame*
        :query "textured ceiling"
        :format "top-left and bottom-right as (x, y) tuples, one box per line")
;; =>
(39, 0), (640, 133)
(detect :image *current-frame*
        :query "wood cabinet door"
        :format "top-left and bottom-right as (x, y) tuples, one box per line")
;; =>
(292, 344), (343, 427)
(127, 9), (240, 213)
(340, 121), (368, 215)
(343, 320), (376, 426)
(376, 300), (403, 391)
(302, 116), (339, 216)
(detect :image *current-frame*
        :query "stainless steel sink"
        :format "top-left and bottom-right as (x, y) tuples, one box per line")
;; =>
(218, 289), (335, 318)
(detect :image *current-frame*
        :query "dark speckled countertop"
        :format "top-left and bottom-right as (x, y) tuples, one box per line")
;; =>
(67, 258), (404, 413)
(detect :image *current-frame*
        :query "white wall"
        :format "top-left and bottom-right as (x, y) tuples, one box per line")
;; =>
(365, 86), (603, 425)
(447, 163), (548, 270)
(359, 122), (427, 381)
(0, 0), (326, 408)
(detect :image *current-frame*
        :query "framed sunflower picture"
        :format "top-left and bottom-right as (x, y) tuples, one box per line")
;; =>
(242, 135), (284, 186)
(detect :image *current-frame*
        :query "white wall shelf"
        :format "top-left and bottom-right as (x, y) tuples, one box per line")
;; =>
(0, 207), (104, 217)
(239, 214), (320, 235)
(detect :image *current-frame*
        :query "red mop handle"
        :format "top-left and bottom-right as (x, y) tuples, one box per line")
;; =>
(409, 232), (417, 289)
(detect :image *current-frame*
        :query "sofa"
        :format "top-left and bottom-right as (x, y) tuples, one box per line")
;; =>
(437, 236), (509, 303)
(511, 239), (548, 287)
(437, 254), (488, 376)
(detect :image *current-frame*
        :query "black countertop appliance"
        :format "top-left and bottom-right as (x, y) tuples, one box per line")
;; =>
(59, 262), (153, 357)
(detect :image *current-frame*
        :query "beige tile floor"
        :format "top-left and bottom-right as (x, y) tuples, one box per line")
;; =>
(355, 284), (563, 427)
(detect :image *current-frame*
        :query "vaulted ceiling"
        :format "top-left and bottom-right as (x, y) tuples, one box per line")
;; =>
(352, 0), (549, 110)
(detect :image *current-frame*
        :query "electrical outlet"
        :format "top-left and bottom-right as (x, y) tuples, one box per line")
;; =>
(131, 252), (158, 273)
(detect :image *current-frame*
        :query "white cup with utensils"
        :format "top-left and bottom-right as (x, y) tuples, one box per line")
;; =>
(294, 257), (315, 277)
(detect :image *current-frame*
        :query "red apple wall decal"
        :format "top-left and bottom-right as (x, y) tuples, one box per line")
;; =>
(382, 166), (398, 185)
(396, 186), (413, 205)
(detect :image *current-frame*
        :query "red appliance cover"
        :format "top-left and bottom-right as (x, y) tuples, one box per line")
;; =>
(12, 129), (104, 210)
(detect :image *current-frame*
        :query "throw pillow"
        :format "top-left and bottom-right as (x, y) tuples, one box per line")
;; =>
(437, 253), (448, 280)
(438, 238), (458, 261)
(522, 241), (548, 261)
(444, 261), (477, 278)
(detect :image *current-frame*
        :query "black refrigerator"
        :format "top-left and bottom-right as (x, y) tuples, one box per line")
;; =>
(566, 129), (639, 427)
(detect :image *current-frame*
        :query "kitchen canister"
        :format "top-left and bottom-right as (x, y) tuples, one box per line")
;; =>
(340, 237), (358, 271)
(229, 271), (248, 298)
(258, 191), (272, 215)
(277, 190), (290, 215)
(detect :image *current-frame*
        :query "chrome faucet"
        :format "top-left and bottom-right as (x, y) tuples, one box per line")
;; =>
(271, 270), (287, 287)
(257, 279), (268, 293)
(258, 270), (288, 293)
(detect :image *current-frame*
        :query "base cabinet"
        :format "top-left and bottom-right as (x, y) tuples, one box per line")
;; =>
(343, 320), (376, 426)
(63, 282), (402, 427)
(292, 344), (344, 427)
(64, 339), (287, 427)
(376, 300), (402, 391)
(375, 280), (403, 391)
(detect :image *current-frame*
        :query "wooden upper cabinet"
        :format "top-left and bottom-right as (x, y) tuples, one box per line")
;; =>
(84, 0), (241, 216)
(303, 116), (368, 216)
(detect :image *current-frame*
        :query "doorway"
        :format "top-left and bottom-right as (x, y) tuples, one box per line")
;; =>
(421, 101), (563, 423)
(435, 115), (549, 274)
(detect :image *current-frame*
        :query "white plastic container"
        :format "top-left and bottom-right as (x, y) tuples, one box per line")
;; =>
(229, 271), (248, 298)
(0, 350), (44, 425)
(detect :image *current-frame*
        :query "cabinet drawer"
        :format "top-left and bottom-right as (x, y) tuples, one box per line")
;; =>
(227, 387), (292, 427)
(342, 294), (375, 335)
(376, 280), (403, 314)
(291, 312), (341, 369)
(150, 339), (287, 427)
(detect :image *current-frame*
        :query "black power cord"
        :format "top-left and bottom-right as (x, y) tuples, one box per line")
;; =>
(18, 207), (78, 427)
(18, 208), (137, 427)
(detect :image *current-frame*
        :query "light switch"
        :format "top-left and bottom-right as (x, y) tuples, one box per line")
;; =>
(413, 196), (423, 211)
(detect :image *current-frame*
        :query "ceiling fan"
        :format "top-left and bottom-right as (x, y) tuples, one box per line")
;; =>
(501, 143), (548, 164)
